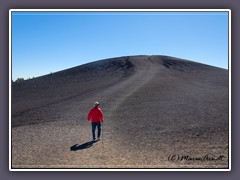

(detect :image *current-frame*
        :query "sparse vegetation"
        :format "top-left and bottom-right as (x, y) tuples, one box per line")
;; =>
(14, 77), (24, 83)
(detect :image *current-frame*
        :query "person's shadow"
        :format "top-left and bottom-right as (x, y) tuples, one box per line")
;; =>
(70, 140), (99, 151)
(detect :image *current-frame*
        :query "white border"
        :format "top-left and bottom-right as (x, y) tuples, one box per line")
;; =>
(9, 9), (231, 172)
(228, 9), (232, 172)
(9, 9), (12, 172)
(10, 9), (230, 11)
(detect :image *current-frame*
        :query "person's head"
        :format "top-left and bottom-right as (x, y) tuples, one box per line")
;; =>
(94, 101), (100, 107)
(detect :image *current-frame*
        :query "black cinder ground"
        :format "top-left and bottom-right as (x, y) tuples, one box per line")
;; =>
(12, 55), (229, 168)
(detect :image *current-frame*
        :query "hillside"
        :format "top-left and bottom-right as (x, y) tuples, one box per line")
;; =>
(11, 55), (229, 169)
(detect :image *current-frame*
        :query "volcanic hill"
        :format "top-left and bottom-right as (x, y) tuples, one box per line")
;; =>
(12, 55), (229, 168)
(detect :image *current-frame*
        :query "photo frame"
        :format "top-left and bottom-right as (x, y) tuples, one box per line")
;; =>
(9, 9), (231, 171)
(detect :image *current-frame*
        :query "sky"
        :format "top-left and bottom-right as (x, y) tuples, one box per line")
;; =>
(11, 11), (229, 80)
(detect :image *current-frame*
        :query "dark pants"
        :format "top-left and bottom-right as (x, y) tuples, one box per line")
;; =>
(91, 122), (101, 140)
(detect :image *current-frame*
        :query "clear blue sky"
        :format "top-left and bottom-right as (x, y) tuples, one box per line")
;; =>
(12, 11), (229, 80)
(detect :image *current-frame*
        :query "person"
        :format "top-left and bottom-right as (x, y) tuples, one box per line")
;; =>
(87, 102), (104, 141)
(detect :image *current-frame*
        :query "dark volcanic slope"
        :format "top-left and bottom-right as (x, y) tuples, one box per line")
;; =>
(12, 55), (229, 168)
(12, 56), (135, 126)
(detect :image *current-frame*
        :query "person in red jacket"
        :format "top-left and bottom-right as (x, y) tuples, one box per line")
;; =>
(87, 102), (104, 141)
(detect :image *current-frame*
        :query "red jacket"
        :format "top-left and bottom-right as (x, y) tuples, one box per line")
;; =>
(87, 107), (104, 122)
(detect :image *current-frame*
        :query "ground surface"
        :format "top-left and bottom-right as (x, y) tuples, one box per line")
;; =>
(11, 55), (229, 169)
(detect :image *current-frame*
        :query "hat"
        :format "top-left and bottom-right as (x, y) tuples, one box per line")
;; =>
(94, 101), (99, 107)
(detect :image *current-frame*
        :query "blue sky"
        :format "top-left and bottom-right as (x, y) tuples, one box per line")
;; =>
(12, 11), (229, 80)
